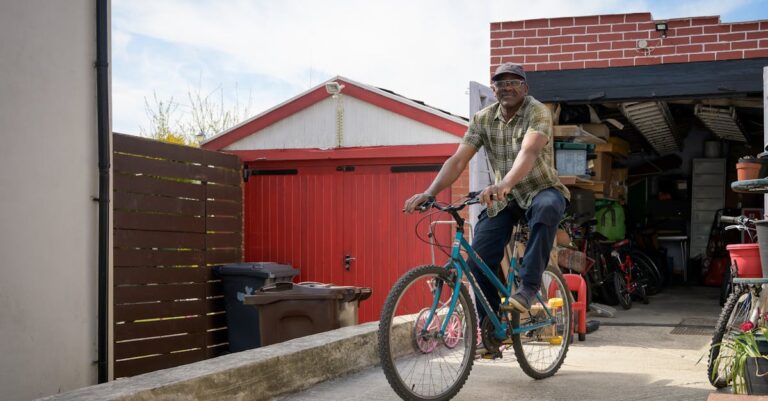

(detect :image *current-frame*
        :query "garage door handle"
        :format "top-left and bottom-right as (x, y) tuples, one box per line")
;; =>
(344, 255), (356, 271)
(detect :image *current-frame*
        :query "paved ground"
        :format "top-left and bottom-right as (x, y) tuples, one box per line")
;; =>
(277, 285), (726, 401)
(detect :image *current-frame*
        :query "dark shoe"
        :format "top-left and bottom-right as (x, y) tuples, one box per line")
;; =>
(507, 291), (532, 313)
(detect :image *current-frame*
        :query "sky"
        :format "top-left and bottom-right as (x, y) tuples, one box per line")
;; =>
(112, 0), (768, 138)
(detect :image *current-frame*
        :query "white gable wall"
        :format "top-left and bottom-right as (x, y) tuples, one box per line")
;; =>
(224, 95), (461, 151)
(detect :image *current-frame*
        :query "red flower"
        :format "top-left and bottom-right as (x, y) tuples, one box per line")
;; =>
(740, 321), (755, 332)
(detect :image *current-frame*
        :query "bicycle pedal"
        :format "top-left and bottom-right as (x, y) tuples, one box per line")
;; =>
(481, 350), (503, 360)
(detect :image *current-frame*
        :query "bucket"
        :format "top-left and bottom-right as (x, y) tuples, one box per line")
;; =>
(726, 243), (762, 278)
(756, 220), (768, 277)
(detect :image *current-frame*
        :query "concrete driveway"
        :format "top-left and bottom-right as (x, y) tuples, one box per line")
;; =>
(278, 286), (723, 401)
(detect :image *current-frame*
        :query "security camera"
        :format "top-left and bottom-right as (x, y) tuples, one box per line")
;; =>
(325, 82), (344, 95)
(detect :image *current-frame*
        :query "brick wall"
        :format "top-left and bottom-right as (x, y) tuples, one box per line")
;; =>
(490, 13), (768, 74)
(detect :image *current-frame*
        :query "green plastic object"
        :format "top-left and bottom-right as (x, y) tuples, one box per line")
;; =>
(595, 201), (625, 241)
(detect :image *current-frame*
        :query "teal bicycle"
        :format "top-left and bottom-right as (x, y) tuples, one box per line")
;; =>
(378, 192), (572, 401)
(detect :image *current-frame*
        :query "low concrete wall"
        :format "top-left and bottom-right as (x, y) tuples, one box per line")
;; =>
(37, 322), (381, 401)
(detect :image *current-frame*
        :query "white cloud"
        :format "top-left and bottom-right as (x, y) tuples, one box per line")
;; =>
(111, 0), (765, 134)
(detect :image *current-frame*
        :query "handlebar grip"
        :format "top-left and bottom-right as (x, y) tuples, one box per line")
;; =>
(720, 216), (740, 224)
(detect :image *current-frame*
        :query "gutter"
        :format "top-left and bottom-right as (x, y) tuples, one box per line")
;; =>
(96, 0), (110, 383)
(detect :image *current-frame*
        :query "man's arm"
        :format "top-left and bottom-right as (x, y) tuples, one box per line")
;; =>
(403, 144), (477, 213)
(479, 132), (548, 205)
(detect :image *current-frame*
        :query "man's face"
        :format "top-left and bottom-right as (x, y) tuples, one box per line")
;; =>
(491, 73), (528, 109)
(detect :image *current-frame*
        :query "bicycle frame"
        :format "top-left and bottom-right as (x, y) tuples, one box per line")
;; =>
(420, 224), (558, 342)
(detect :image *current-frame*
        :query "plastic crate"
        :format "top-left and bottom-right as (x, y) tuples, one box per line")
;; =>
(555, 142), (594, 176)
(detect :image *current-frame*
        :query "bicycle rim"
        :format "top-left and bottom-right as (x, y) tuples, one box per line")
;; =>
(512, 266), (571, 379)
(709, 289), (752, 388)
(613, 272), (632, 309)
(378, 265), (477, 401)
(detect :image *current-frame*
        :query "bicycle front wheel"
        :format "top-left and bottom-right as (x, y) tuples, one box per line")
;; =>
(708, 287), (752, 388)
(378, 265), (477, 401)
(511, 265), (572, 379)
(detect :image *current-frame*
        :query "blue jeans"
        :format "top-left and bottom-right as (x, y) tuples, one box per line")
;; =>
(468, 188), (566, 324)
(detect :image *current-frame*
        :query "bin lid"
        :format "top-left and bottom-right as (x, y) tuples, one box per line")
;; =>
(243, 282), (372, 305)
(213, 262), (298, 279)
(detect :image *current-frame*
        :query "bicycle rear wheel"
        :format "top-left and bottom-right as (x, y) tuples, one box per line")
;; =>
(708, 287), (752, 388)
(378, 265), (477, 401)
(511, 265), (572, 379)
(613, 271), (632, 310)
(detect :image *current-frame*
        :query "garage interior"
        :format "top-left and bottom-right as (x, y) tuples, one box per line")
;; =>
(528, 58), (767, 298)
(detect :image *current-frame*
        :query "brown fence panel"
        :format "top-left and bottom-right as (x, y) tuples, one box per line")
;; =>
(113, 133), (242, 378)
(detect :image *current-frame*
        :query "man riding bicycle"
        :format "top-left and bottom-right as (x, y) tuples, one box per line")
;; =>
(404, 63), (570, 325)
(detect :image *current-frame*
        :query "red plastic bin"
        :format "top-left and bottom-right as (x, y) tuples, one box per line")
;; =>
(726, 243), (762, 278)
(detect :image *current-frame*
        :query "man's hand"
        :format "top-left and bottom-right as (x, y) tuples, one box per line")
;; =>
(479, 183), (512, 206)
(403, 192), (434, 213)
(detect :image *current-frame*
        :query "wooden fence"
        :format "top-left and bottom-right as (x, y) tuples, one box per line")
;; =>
(113, 134), (242, 377)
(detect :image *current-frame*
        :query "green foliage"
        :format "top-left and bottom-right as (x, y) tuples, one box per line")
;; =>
(713, 326), (768, 394)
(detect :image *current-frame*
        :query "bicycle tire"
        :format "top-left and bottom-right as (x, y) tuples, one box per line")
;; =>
(511, 264), (572, 379)
(613, 271), (632, 310)
(378, 264), (477, 401)
(630, 250), (663, 295)
(708, 287), (751, 388)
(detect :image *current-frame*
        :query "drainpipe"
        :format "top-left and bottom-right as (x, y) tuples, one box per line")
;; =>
(96, 0), (111, 384)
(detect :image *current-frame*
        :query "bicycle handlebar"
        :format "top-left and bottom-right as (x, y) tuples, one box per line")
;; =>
(721, 215), (755, 226)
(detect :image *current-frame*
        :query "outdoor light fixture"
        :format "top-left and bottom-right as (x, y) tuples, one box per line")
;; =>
(325, 81), (345, 96)
(655, 21), (668, 38)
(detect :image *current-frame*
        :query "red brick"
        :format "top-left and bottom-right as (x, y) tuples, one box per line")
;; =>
(745, 49), (768, 58)
(623, 49), (645, 57)
(584, 60), (610, 68)
(650, 46), (676, 56)
(600, 14), (625, 24)
(732, 40), (759, 50)
(502, 38), (525, 47)
(537, 62), (560, 71)
(762, 21), (768, 30)
(662, 54), (689, 63)
(716, 50), (744, 60)
(526, 37), (549, 46)
(514, 29), (539, 38)
(599, 50), (624, 58)
(538, 27), (562, 36)
(612, 23), (638, 33)
(539, 44), (562, 53)
(550, 53), (574, 61)
(689, 53), (716, 62)
(611, 40), (637, 50)
(635, 56), (662, 65)
(550, 36), (574, 45)
(573, 51), (598, 60)
(762, 39), (768, 48)
(663, 36), (690, 45)
(637, 22), (657, 31)
(704, 43), (730, 52)
(550, 17), (575, 27)
(667, 19), (691, 29)
(586, 25), (612, 34)
(690, 34), (718, 44)
(676, 44), (703, 53)
(562, 26), (586, 35)
(574, 16), (599, 26)
(624, 31), (650, 40)
(560, 61), (585, 69)
(491, 39), (501, 48)
(501, 21), (525, 30)
(491, 31), (515, 39)
(598, 33), (623, 41)
(562, 43), (587, 52)
(747, 31), (768, 40)
(573, 34), (598, 43)
(731, 22), (760, 32)
(500, 56), (525, 64)
(675, 26), (703, 36)
(491, 57), (500, 65)
(609, 58), (635, 67)
(720, 32), (746, 41)
(491, 22), (502, 31)
(587, 42), (612, 51)
(703, 25), (730, 34)
(514, 46), (538, 55)
(491, 47), (515, 56)
(691, 16), (720, 26)
(525, 19), (549, 29)
(525, 54), (549, 63)
(625, 13), (652, 23)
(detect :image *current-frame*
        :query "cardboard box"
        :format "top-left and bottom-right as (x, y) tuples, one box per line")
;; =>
(580, 123), (610, 140)
(590, 152), (613, 182)
(608, 168), (628, 200)
(596, 136), (630, 157)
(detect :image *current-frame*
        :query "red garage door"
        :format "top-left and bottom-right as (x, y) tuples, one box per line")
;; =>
(244, 158), (452, 323)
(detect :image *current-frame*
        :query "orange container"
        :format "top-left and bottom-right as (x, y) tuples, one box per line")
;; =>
(736, 162), (761, 181)
(726, 243), (762, 278)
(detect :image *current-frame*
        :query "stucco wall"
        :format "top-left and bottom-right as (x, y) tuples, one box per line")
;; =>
(0, 1), (101, 400)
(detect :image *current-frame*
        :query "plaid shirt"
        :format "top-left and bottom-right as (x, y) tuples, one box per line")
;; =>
(462, 96), (570, 217)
